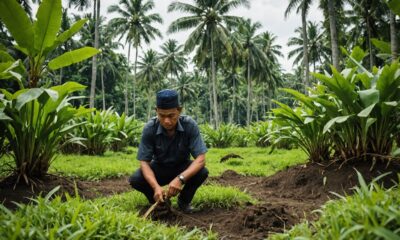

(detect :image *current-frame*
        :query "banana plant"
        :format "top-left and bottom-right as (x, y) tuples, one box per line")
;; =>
(0, 0), (98, 183)
(0, 82), (92, 181)
(0, 0), (99, 88)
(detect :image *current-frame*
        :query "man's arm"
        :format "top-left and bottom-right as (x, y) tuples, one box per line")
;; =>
(140, 161), (165, 202)
(167, 153), (206, 197)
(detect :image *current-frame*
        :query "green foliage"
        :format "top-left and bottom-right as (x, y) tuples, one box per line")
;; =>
(110, 112), (143, 151)
(0, 0), (99, 88)
(200, 124), (239, 148)
(270, 173), (400, 240)
(63, 109), (144, 155)
(270, 89), (331, 162)
(271, 47), (400, 162)
(0, 82), (90, 180)
(0, 192), (214, 239)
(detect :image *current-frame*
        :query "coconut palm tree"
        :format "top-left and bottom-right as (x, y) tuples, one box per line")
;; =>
(285, 0), (313, 90)
(288, 21), (330, 74)
(160, 39), (187, 84)
(68, 0), (100, 108)
(108, 0), (163, 116)
(168, 0), (250, 128)
(136, 49), (163, 119)
(174, 73), (199, 106)
(236, 18), (267, 125)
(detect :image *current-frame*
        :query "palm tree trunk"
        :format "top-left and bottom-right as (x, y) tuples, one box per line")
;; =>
(125, 44), (131, 115)
(366, 13), (375, 69)
(210, 33), (219, 128)
(147, 91), (152, 119)
(89, 0), (99, 108)
(390, 11), (398, 61)
(246, 59), (251, 126)
(328, 0), (340, 70)
(101, 65), (105, 110)
(262, 82), (266, 117)
(301, 9), (310, 91)
(133, 45), (138, 118)
(208, 70), (213, 124)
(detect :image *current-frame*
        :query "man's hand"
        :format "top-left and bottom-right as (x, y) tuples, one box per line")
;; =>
(167, 177), (182, 197)
(153, 186), (165, 202)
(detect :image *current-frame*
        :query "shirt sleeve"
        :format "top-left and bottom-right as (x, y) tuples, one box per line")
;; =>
(136, 122), (154, 161)
(189, 120), (208, 158)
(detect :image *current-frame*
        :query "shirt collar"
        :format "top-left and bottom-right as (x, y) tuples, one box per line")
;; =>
(156, 117), (185, 135)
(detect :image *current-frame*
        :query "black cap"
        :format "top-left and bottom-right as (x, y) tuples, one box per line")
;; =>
(156, 89), (180, 109)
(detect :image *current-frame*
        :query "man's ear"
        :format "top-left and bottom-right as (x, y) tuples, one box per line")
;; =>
(177, 107), (183, 113)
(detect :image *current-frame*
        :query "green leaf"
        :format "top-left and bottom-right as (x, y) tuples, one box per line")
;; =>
(56, 19), (87, 44)
(371, 39), (391, 54)
(48, 47), (100, 70)
(0, 0), (34, 51)
(34, 0), (62, 52)
(46, 19), (88, 54)
(0, 111), (12, 121)
(0, 50), (15, 62)
(15, 88), (44, 110)
(323, 116), (351, 133)
(358, 103), (376, 117)
(372, 227), (400, 240)
(358, 89), (379, 107)
(387, 0), (400, 16)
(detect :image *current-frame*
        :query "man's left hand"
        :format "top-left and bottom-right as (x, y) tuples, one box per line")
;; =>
(167, 177), (182, 197)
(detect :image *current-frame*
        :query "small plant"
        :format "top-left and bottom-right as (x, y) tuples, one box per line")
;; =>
(110, 112), (143, 151)
(200, 123), (238, 148)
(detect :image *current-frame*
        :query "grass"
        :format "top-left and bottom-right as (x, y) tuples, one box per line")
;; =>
(0, 190), (216, 240)
(205, 147), (306, 177)
(269, 173), (400, 240)
(96, 184), (256, 212)
(0, 147), (306, 180)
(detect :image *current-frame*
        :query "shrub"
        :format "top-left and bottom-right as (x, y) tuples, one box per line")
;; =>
(200, 124), (238, 148)
(234, 127), (252, 147)
(110, 112), (143, 151)
(0, 0), (98, 183)
(270, 88), (332, 162)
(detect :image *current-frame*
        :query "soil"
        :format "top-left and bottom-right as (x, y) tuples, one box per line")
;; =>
(1, 160), (400, 239)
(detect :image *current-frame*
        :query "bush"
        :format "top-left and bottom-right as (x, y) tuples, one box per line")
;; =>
(270, 172), (400, 240)
(200, 123), (238, 148)
(110, 112), (143, 151)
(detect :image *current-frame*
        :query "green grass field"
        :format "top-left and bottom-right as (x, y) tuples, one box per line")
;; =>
(46, 147), (307, 180)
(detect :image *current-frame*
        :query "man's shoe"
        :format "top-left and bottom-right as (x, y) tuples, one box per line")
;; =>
(178, 202), (198, 213)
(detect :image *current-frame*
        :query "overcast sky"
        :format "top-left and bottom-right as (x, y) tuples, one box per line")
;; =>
(66, 0), (324, 73)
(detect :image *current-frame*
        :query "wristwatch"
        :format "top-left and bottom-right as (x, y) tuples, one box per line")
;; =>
(178, 174), (186, 185)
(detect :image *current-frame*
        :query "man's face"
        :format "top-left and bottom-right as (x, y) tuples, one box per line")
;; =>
(156, 108), (181, 131)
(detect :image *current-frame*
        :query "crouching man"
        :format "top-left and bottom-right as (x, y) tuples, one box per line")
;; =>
(129, 89), (208, 213)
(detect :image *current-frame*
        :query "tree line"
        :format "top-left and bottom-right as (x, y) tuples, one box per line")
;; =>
(0, 0), (398, 127)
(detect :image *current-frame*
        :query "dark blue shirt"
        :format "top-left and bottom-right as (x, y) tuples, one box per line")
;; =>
(137, 115), (207, 166)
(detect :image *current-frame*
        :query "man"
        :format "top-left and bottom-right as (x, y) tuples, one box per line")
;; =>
(129, 89), (208, 213)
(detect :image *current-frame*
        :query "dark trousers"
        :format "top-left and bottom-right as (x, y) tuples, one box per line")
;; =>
(129, 161), (208, 204)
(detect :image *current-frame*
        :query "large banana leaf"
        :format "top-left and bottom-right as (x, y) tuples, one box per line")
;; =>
(48, 47), (100, 70)
(0, 0), (34, 51)
(33, 0), (62, 53)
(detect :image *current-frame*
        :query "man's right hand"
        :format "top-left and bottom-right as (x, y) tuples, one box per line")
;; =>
(153, 186), (164, 202)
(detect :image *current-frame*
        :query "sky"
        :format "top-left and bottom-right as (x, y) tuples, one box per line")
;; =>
(68, 0), (325, 73)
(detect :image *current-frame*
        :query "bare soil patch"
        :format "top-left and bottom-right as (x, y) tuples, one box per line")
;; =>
(1, 160), (399, 239)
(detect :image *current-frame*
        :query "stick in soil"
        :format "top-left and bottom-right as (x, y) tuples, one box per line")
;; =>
(143, 201), (160, 219)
